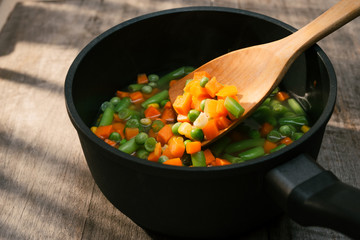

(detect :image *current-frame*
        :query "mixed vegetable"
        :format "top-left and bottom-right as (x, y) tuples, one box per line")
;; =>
(91, 66), (310, 167)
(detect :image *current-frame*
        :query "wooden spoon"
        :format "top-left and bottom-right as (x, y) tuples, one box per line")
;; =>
(169, 0), (360, 146)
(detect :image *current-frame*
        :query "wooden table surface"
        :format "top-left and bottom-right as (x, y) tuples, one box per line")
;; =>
(0, 0), (359, 239)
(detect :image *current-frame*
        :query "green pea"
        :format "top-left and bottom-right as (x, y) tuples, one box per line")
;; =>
(158, 155), (169, 164)
(188, 109), (201, 122)
(279, 125), (296, 137)
(137, 149), (150, 159)
(184, 139), (192, 146)
(190, 128), (204, 141)
(110, 97), (121, 106)
(200, 99), (207, 111)
(292, 132), (304, 140)
(200, 77), (209, 87)
(148, 74), (159, 82)
(135, 132), (149, 145)
(119, 139), (127, 145)
(148, 82), (157, 88)
(144, 137), (157, 152)
(109, 132), (122, 142)
(185, 79), (193, 86)
(118, 108), (131, 120)
(152, 120), (165, 132)
(141, 85), (153, 94)
(172, 122), (182, 135)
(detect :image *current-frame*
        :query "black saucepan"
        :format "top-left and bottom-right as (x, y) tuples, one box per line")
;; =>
(65, 7), (360, 239)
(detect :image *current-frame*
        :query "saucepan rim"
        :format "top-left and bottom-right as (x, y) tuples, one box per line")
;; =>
(64, 6), (337, 173)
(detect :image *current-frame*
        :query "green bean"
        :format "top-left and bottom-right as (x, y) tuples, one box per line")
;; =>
(200, 77), (209, 87)
(288, 98), (306, 115)
(110, 97), (121, 106)
(248, 129), (261, 139)
(118, 138), (139, 154)
(119, 138), (127, 145)
(272, 103), (290, 115)
(158, 155), (169, 164)
(118, 108), (131, 120)
(225, 138), (265, 154)
(251, 105), (272, 123)
(292, 132), (304, 140)
(136, 149), (150, 159)
(188, 109), (200, 122)
(269, 99), (281, 108)
(100, 101), (114, 112)
(135, 132), (148, 145)
(141, 90), (169, 108)
(148, 74), (159, 82)
(221, 153), (244, 163)
(109, 132), (122, 142)
(270, 87), (279, 96)
(224, 96), (244, 118)
(141, 85), (153, 94)
(267, 130), (283, 142)
(157, 66), (195, 88)
(190, 128), (204, 141)
(99, 107), (114, 126)
(172, 122), (182, 135)
(279, 125), (296, 137)
(210, 136), (231, 157)
(238, 146), (265, 161)
(148, 82), (158, 88)
(261, 97), (271, 106)
(126, 119), (140, 129)
(270, 143), (287, 153)
(144, 137), (157, 152)
(279, 116), (308, 127)
(114, 97), (131, 112)
(191, 151), (206, 167)
(128, 84), (144, 92)
(151, 120), (165, 132)
(160, 99), (169, 108)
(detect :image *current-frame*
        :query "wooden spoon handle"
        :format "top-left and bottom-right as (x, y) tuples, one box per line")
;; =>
(279, 0), (360, 59)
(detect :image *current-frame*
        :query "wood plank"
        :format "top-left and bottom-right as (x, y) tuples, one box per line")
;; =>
(0, 0), (358, 239)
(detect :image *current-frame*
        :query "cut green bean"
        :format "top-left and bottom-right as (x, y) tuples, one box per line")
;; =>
(100, 101), (114, 112)
(270, 143), (287, 153)
(248, 129), (261, 139)
(148, 74), (159, 82)
(251, 105), (272, 124)
(225, 138), (265, 154)
(141, 85), (153, 94)
(151, 120), (165, 132)
(224, 96), (244, 118)
(148, 82), (158, 88)
(272, 103), (290, 115)
(210, 136), (231, 157)
(114, 97), (131, 112)
(109, 132), (121, 142)
(279, 116), (308, 127)
(137, 149), (150, 159)
(144, 137), (157, 152)
(158, 155), (169, 164)
(99, 107), (114, 126)
(288, 98), (306, 115)
(135, 132), (148, 145)
(118, 138), (139, 154)
(292, 132), (304, 140)
(222, 153), (244, 163)
(279, 125), (296, 137)
(110, 97), (121, 106)
(267, 130), (283, 142)
(191, 151), (206, 167)
(157, 66), (195, 88)
(238, 146), (265, 161)
(128, 84), (144, 92)
(141, 90), (169, 108)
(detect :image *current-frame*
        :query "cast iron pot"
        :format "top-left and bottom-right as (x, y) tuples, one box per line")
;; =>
(65, 7), (360, 239)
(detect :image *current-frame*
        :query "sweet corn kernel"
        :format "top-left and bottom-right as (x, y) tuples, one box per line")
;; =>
(301, 125), (310, 133)
(147, 103), (160, 109)
(91, 126), (97, 133)
(178, 122), (193, 139)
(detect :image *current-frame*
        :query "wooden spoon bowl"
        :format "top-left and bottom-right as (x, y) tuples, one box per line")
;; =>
(169, 0), (360, 146)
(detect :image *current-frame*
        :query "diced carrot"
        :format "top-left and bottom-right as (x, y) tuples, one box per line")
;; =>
(214, 158), (231, 166)
(145, 106), (161, 120)
(162, 147), (173, 159)
(215, 116), (232, 130)
(169, 80), (177, 87)
(116, 91), (130, 98)
(191, 96), (207, 112)
(216, 85), (238, 98)
(280, 137), (293, 145)
(260, 122), (274, 137)
(129, 91), (144, 103)
(204, 99), (219, 118)
(216, 99), (228, 117)
(164, 101), (172, 109)
(148, 142), (162, 162)
(112, 122), (125, 139)
(204, 77), (223, 98)
(264, 140), (278, 153)
(204, 149), (215, 165)
(190, 84), (211, 98)
(276, 91), (290, 101)
(168, 136), (185, 158)
(104, 139), (117, 147)
(177, 114), (190, 123)
(202, 119), (219, 141)
(157, 124), (174, 145)
(161, 108), (176, 123)
(192, 71), (211, 81)
(137, 73), (148, 84)
(173, 92), (192, 115)
(186, 141), (202, 154)
(95, 125), (114, 139)
(163, 158), (183, 166)
(113, 113), (121, 122)
(184, 79), (200, 93)
(125, 127), (139, 140)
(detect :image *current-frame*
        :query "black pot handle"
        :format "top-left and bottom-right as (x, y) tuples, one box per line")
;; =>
(265, 154), (360, 239)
